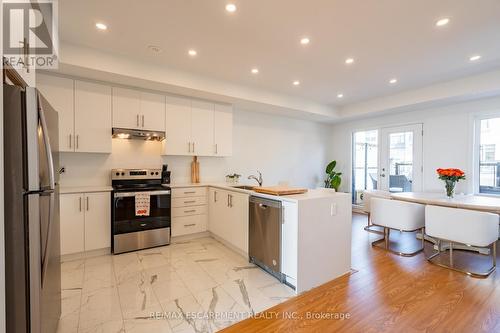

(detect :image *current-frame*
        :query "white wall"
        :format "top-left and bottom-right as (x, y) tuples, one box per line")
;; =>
(59, 108), (330, 189)
(330, 96), (500, 195)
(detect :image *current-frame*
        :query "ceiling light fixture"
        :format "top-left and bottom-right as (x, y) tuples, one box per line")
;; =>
(435, 18), (450, 27)
(148, 45), (162, 53)
(300, 37), (310, 45)
(225, 3), (237, 13)
(251, 68), (259, 74)
(469, 55), (481, 62)
(293, 80), (300, 86)
(389, 78), (398, 84)
(188, 49), (197, 57)
(345, 58), (354, 65)
(95, 22), (107, 30)
(337, 93), (344, 98)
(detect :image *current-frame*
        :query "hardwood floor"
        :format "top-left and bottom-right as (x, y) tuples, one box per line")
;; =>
(222, 213), (500, 332)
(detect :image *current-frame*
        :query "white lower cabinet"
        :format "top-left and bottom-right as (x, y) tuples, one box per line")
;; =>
(60, 192), (111, 255)
(208, 188), (249, 254)
(60, 193), (85, 255)
(171, 187), (208, 237)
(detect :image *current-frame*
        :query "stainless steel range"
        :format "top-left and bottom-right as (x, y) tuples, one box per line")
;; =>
(111, 168), (171, 254)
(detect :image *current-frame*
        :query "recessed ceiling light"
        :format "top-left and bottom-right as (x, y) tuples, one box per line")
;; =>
(148, 45), (162, 53)
(188, 49), (197, 57)
(251, 68), (259, 74)
(435, 18), (450, 27)
(389, 78), (398, 84)
(469, 55), (481, 62)
(300, 37), (310, 45)
(345, 58), (354, 65)
(293, 80), (300, 86)
(337, 93), (344, 98)
(95, 22), (107, 30)
(225, 3), (237, 13)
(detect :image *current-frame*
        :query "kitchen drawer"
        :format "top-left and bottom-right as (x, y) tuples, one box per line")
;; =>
(172, 196), (207, 208)
(172, 205), (207, 217)
(172, 215), (207, 236)
(172, 187), (207, 198)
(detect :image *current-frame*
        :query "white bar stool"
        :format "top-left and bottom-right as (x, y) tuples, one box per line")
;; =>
(371, 198), (426, 256)
(425, 205), (498, 278)
(362, 190), (391, 234)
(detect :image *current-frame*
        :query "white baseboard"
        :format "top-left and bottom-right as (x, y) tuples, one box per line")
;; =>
(61, 247), (111, 263)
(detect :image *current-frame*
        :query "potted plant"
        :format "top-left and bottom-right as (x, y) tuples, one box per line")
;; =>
(436, 168), (465, 198)
(324, 160), (342, 192)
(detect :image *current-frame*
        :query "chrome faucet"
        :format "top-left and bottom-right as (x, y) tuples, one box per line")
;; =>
(248, 171), (263, 187)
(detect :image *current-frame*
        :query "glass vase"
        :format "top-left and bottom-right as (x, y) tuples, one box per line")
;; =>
(445, 180), (456, 198)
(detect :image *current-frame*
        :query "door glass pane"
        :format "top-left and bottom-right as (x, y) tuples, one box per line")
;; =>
(388, 132), (413, 192)
(479, 117), (500, 194)
(352, 130), (378, 204)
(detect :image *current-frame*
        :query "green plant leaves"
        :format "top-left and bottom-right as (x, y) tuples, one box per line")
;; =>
(326, 160), (337, 174)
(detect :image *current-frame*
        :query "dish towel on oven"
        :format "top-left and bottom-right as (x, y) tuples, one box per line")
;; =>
(135, 192), (150, 216)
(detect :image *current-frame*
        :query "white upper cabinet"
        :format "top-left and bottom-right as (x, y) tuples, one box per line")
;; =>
(164, 96), (192, 155)
(140, 92), (166, 132)
(74, 81), (112, 153)
(37, 74), (74, 152)
(191, 100), (214, 156)
(112, 87), (141, 129)
(214, 104), (233, 156)
(163, 97), (233, 157)
(112, 87), (166, 132)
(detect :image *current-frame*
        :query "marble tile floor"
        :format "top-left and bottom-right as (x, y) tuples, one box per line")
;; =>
(57, 237), (295, 333)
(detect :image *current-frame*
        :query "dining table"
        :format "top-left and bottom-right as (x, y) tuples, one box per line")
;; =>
(390, 192), (500, 254)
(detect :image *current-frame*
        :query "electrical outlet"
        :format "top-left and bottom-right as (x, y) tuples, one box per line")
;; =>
(330, 203), (337, 216)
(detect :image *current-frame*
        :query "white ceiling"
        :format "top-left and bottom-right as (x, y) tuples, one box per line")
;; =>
(59, 0), (500, 107)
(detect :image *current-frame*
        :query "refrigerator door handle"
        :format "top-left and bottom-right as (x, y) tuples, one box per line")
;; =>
(40, 191), (55, 288)
(37, 92), (56, 190)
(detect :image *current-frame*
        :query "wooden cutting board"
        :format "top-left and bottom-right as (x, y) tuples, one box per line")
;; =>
(253, 186), (308, 196)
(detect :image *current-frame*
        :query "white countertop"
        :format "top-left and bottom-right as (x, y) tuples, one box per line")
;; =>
(59, 182), (346, 202)
(60, 186), (114, 194)
(171, 182), (347, 202)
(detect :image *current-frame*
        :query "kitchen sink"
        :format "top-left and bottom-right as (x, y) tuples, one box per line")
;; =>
(233, 185), (255, 190)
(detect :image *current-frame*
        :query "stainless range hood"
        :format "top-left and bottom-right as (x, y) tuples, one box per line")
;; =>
(112, 128), (166, 141)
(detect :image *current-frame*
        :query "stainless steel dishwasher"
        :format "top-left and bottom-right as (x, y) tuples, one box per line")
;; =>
(249, 196), (285, 282)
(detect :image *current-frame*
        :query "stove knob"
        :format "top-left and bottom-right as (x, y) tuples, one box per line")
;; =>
(115, 172), (120, 176)
(155, 172), (159, 175)
(151, 172), (154, 175)
(121, 172), (125, 176)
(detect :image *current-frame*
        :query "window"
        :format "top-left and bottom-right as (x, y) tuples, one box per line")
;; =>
(352, 130), (378, 204)
(478, 117), (500, 195)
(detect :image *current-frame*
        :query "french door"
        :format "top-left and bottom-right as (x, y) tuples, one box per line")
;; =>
(379, 124), (423, 193)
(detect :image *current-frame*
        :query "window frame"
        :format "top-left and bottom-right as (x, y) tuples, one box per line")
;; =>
(473, 113), (500, 196)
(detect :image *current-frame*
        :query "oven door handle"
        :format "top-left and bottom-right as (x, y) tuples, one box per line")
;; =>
(114, 190), (171, 198)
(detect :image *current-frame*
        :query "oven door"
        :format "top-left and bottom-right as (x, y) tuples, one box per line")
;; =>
(113, 190), (171, 235)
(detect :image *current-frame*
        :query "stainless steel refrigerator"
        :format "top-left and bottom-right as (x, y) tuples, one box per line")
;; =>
(4, 85), (61, 333)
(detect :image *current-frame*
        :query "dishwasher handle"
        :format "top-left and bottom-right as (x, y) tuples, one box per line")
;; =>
(249, 196), (282, 209)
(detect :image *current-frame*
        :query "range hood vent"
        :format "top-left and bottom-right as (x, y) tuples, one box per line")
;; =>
(112, 128), (165, 141)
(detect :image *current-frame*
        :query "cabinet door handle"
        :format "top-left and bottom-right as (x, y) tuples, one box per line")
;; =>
(192, 142), (195, 153)
(184, 191), (196, 194)
(229, 194), (233, 207)
(188, 142), (191, 153)
(79, 197), (82, 212)
(142, 115), (145, 128)
(76, 135), (79, 149)
(227, 194), (230, 207)
(184, 200), (196, 204)
(214, 191), (217, 203)
(136, 114), (140, 127)
(69, 134), (72, 149)
(184, 210), (196, 214)
(86, 197), (89, 211)
(215, 144), (218, 154)
(184, 223), (196, 227)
